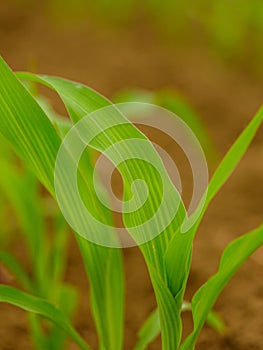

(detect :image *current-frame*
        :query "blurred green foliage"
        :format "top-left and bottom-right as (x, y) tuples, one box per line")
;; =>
(54, 0), (263, 61)
(6, 0), (263, 72)
(0, 133), (77, 350)
(5, 0), (263, 73)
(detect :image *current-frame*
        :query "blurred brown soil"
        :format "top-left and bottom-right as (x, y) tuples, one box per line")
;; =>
(0, 2), (262, 350)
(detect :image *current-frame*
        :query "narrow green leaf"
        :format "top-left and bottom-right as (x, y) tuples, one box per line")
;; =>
(165, 105), (263, 300)
(180, 223), (263, 350)
(205, 105), (263, 208)
(0, 60), (124, 350)
(0, 57), (60, 194)
(0, 285), (90, 350)
(133, 309), (160, 350)
(29, 313), (50, 350)
(205, 310), (226, 335)
(49, 284), (79, 350)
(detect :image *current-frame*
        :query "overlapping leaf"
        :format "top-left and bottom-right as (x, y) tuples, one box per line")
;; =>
(0, 57), (123, 350)
(134, 105), (263, 348)
(17, 73), (187, 349)
(1, 56), (262, 350)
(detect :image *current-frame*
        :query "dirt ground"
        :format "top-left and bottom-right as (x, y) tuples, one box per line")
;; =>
(0, 2), (262, 350)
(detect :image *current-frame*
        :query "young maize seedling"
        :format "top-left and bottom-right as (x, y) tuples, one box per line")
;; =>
(0, 56), (262, 350)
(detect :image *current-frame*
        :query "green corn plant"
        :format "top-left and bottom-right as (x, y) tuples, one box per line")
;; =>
(0, 56), (262, 350)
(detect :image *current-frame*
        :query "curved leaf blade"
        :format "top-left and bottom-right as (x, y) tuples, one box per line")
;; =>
(133, 309), (160, 350)
(0, 284), (90, 350)
(18, 73), (186, 349)
(165, 105), (263, 300)
(180, 223), (263, 350)
(0, 57), (60, 194)
(0, 58), (124, 350)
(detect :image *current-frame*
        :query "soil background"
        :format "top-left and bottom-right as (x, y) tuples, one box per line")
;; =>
(0, 2), (262, 350)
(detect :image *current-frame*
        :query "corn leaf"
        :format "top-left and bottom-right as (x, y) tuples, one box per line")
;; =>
(205, 310), (226, 334)
(0, 284), (90, 350)
(48, 284), (79, 350)
(0, 57), (124, 350)
(165, 105), (263, 300)
(133, 309), (160, 350)
(205, 105), (263, 208)
(0, 60), (60, 194)
(180, 223), (263, 350)
(29, 313), (50, 350)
